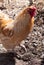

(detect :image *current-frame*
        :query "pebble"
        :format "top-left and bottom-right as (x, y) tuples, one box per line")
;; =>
(42, 40), (44, 45)
(41, 54), (44, 58)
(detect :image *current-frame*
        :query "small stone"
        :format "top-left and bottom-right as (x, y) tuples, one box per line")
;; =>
(33, 28), (36, 31)
(26, 36), (29, 41)
(37, 32), (41, 37)
(41, 54), (44, 59)
(34, 32), (37, 35)
(33, 43), (38, 47)
(25, 40), (28, 43)
(42, 32), (44, 36)
(42, 40), (44, 45)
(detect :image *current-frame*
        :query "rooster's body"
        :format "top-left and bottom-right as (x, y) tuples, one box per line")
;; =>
(0, 6), (36, 49)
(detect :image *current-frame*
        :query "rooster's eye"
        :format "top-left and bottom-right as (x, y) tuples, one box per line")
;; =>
(27, 8), (34, 13)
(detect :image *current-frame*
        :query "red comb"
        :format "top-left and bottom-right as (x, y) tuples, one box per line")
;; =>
(27, 6), (36, 17)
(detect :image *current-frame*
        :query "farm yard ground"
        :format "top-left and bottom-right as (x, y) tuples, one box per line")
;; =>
(0, 0), (44, 65)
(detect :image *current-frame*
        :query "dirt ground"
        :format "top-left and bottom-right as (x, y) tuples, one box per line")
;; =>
(0, 0), (44, 65)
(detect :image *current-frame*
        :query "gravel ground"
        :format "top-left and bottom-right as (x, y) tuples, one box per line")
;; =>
(0, 0), (44, 65)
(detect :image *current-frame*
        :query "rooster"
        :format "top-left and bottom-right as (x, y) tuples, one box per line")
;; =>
(0, 6), (36, 50)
